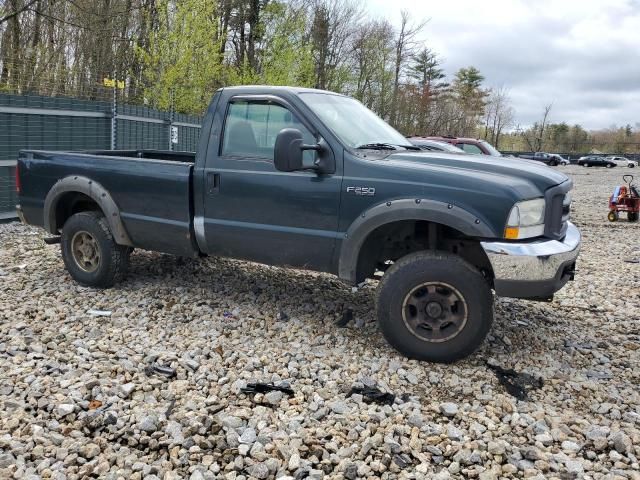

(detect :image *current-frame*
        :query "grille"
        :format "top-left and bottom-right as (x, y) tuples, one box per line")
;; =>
(544, 181), (572, 240)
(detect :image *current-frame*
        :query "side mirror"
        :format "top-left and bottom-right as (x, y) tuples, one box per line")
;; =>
(274, 128), (325, 173)
(274, 128), (305, 172)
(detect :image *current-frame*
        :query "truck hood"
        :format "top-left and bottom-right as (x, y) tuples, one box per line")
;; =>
(383, 151), (568, 192)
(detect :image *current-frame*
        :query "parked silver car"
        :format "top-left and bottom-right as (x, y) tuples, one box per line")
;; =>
(607, 156), (638, 168)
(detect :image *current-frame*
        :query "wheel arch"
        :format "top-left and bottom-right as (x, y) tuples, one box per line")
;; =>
(44, 175), (133, 246)
(337, 199), (497, 284)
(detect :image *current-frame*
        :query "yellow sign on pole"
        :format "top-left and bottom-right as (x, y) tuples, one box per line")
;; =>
(103, 78), (125, 89)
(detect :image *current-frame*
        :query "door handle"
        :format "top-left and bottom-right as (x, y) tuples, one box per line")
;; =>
(207, 172), (220, 194)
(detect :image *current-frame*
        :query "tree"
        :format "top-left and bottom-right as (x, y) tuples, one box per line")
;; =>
(523, 103), (553, 151)
(309, 0), (362, 91)
(350, 19), (394, 115)
(256, 1), (314, 86)
(409, 48), (447, 95)
(482, 87), (514, 148)
(138, 0), (225, 113)
(0, 0), (526, 139)
(389, 9), (427, 127)
(450, 66), (488, 136)
(407, 47), (448, 133)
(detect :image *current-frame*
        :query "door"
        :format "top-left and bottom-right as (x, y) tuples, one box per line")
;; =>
(201, 97), (342, 272)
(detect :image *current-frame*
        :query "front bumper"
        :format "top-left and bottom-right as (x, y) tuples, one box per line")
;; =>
(481, 222), (581, 299)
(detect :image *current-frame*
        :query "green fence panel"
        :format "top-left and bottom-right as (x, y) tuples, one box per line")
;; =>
(0, 92), (202, 219)
(117, 118), (168, 150)
(0, 163), (17, 220)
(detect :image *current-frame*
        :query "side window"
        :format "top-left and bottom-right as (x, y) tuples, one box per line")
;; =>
(459, 143), (483, 155)
(221, 100), (315, 161)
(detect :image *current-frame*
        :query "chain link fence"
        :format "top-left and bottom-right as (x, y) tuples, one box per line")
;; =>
(0, 91), (202, 219)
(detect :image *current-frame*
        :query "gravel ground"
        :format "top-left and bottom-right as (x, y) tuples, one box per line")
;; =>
(0, 165), (638, 480)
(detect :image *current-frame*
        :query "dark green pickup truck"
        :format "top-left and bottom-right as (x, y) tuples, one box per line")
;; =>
(16, 86), (581, 362)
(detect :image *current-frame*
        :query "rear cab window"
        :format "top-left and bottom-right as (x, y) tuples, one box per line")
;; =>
(221, 100), (316, 162)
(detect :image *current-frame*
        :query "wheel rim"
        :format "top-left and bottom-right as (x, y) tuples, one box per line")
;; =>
(401, 282), (468, 343)
(71, 231), (101, 273)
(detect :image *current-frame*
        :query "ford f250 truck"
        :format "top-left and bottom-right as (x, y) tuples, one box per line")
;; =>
(16, 86), (581, 362)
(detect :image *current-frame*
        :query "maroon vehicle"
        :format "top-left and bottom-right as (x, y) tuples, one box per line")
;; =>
(415, 136), (503, 157)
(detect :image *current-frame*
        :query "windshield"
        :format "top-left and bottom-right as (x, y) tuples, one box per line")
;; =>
(479, 140), (502, 157)
(299, 93), (412, 148)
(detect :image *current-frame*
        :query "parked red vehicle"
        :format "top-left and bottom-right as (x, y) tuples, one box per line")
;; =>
(412, 136), (503, 157)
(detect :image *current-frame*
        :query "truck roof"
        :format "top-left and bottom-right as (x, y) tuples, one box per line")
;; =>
(218, 85), (347, 97)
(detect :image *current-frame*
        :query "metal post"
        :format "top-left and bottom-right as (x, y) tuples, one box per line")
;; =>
(110, 74), (117, 150)
(168, 89), (175, 151)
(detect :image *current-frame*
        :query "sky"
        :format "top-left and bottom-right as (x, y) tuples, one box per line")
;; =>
(367, 0), (640, 130)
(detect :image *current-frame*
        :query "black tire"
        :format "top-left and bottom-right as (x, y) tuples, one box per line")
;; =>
(608, 211), (618, 222)
(61, 211), (130, 288)
(629, 164), (635, 168)
(549, 160), (558, 166)
(376, 251), (493, 363)
(606, 163), (614, 168)
(628, 212), (639, 222)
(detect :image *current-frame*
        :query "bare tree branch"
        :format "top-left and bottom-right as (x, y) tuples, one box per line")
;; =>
(0, 0), (39, 25)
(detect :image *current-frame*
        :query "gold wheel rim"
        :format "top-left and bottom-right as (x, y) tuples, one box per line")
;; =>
(71, 231), (101, 273)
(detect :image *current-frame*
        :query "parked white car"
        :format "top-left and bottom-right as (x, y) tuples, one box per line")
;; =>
(551, 154), (570, 165)
(607, 156), (638, 168)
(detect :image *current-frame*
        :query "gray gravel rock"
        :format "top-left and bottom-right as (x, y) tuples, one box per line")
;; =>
(0, 167), (639, 479)
(247, 462), (269, 479)
(610, 431), (632, 454)
(439, 402), (458, 417)
(55, 404), (74, 417)
(264, 390), (283, 405)
(447, 425), (463, 441)
(138, 415), (158, 433)
(329, 401), (349, 414)
(239, 427), (257, 444)
(0, 453), (15, 468)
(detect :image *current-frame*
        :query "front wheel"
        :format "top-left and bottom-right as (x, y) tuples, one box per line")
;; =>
(608, 211), (619, 222)
(376, 251), (493, 363)
(61, 211), (130, 288)
(606, 163), (615, 168)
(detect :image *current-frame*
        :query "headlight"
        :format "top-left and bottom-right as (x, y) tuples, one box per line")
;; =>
(504, 198), (545, 239)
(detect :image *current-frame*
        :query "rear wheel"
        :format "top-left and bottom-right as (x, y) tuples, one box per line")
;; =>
(61, 211), (130, 288)
(628, 212), (639, 222)
(606, 163), (614, 168)
(608, 211), (619, 222)
(376, 251), (493, 363)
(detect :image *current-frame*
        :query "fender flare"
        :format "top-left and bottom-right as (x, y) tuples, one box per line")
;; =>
(337, 198), (497, 283)
(43, 175), (133, 246)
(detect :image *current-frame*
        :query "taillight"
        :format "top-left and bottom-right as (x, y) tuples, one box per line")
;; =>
(15, 163), (21, 195)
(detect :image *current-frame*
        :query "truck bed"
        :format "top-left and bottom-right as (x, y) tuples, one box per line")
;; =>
(84, 150), (196, 163)
(18, 150), (198, 257)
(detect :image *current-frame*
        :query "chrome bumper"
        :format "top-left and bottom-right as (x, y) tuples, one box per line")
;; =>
(481, 222), (581, 298)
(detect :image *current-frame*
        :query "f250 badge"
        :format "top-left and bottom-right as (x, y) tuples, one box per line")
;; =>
(346, 186), (376, 196)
